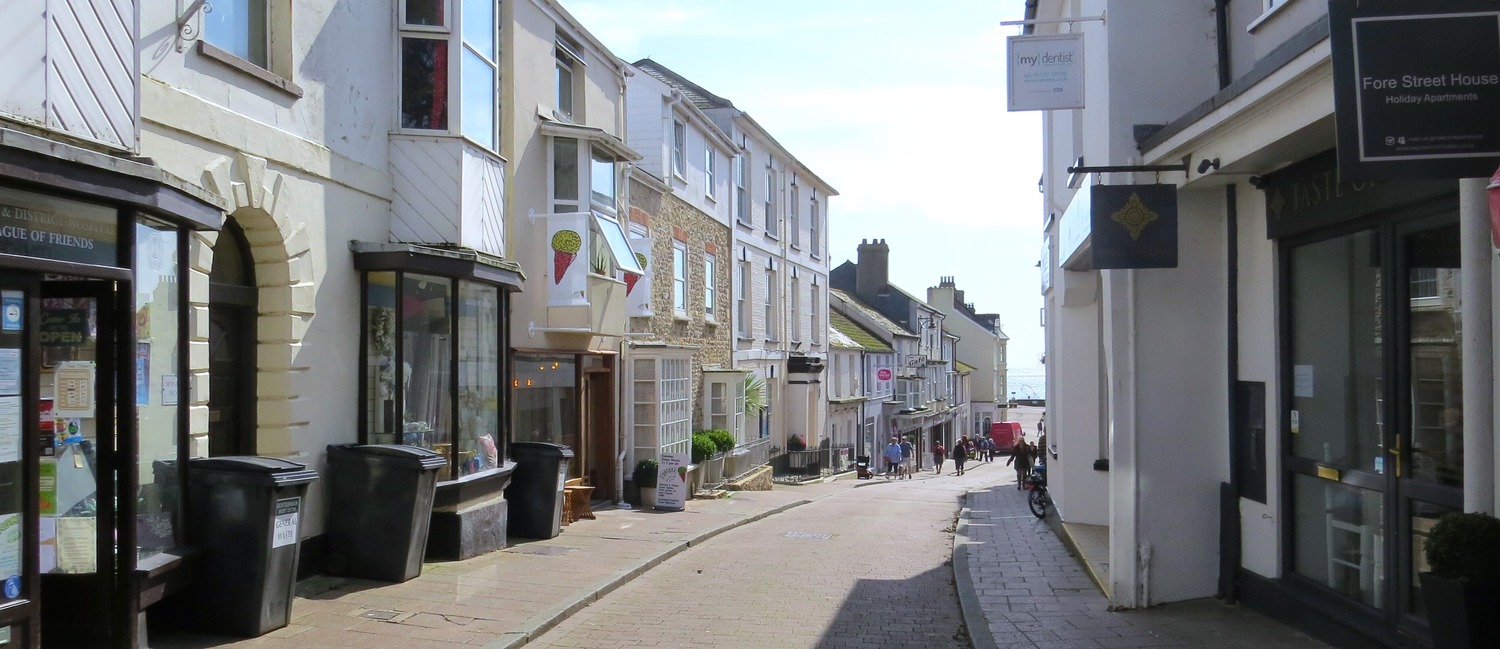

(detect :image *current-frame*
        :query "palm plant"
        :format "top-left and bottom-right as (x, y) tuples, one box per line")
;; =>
(744, 373), (766, 418)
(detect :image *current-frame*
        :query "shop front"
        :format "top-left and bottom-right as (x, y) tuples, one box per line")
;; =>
(1250, 149), (1463, 645)
(352, 243), (522, 561)
(0, 139), (223, 647)
(513, 352), (616, 502)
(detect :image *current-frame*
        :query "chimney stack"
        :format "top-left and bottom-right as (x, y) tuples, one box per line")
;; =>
(855, 239), (889, 300)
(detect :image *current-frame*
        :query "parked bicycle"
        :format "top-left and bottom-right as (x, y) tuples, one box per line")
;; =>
(1023, 463), (1048, 518)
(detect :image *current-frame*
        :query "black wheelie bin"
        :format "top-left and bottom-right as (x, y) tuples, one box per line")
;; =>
(185, 456), (319, 637)
(503, 442), (573, 539)
(325, 443), (447, 582)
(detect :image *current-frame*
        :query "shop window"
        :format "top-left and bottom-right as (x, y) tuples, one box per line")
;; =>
(514, 354), (578, 450)
(135, 219), (184, 559)
(363, 272), (505, 479)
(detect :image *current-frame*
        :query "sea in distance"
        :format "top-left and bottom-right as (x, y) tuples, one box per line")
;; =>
(1008, 366), (1045, 401)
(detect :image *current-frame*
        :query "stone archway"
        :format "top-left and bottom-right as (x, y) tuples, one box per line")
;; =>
(197, 152), (315, 456)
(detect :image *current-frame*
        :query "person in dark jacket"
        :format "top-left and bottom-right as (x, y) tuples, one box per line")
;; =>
(1006, 440), (1036, 489)
(952, 436), (969, 476)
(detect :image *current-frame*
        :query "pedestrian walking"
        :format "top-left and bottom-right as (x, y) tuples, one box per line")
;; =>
(1006, 440), (1037, 489)
(899, 436), (915, 480)
(952, 435), (969, 476)
(932, 441), (946, 474)
(981, 435), (994, 462)
(883, 437), (903, 479)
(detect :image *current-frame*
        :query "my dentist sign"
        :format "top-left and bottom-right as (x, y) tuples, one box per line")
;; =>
(1007, 33), (1084, 111)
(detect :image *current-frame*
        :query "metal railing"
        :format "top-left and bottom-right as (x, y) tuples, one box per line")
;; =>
(724, 437), (772, 480)
(770, 444), (856, 478)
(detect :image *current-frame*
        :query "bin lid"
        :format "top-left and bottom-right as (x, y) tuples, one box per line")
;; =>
(327, 443), (447, 470)
(510, 441), (574, 459)
(189, 455), (319, 486)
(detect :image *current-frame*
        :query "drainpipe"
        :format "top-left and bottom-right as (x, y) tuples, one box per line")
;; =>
(1219, 184), (1241, 602)
(1459, 177), (1494, 514)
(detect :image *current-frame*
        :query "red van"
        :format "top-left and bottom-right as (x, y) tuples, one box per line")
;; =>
(989, 421), (1023, 452)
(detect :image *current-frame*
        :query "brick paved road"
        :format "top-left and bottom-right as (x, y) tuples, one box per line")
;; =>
(529, 475), (986, 649)
(961, 484), (1331, 649)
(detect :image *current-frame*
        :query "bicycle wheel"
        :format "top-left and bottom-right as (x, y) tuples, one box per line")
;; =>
(1028, 487), (1048, 518)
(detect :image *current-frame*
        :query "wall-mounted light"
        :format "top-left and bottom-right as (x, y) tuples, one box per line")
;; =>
(1196, 157), (1221, 174)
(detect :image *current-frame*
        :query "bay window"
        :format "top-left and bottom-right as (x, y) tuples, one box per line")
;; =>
(398, 0), (500, 150)
(361, 269), (511, 480)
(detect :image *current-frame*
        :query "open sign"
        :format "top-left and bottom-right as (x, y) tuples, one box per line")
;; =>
(877, 368), (892, 381)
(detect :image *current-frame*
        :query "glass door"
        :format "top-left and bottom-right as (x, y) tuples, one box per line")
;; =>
(38, 279), (124, 647)
(1392, 218), (1464, 637)
(0, 273), (39, 647)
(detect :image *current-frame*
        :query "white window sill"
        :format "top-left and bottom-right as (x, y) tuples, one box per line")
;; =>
(1246, 0), (1295, 33)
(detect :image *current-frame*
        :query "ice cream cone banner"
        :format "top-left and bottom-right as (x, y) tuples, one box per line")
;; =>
(551, 230), (582, 285)
(677, 466), (687, 482)
(624, 272), (641, 294)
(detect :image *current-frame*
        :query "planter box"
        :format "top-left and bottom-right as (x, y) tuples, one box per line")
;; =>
(1420, 573), (1500, 649)
(698, 455), (725, 487)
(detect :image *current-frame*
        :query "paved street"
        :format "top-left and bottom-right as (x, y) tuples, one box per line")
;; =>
(146, 438), (1332, 649)
(959, 481), (1330, 649)
(527, 467), (998, 649)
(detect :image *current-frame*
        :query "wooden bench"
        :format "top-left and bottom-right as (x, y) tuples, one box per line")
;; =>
(563, 478), (595, 524)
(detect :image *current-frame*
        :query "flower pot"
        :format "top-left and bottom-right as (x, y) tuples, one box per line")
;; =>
(640, 486), (658, 510)
(1419, 572), (1500, 648)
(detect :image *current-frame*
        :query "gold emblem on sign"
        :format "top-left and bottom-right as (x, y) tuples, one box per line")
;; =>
(1111, 193), (1159, 240)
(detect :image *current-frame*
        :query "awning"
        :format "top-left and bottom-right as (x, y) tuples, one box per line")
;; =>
(538, 120), (642, 162)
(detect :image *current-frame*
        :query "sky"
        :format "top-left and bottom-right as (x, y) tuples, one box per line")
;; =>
(570, 1), (1047, 383)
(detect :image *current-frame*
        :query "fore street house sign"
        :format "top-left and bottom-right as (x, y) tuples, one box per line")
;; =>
(1330, 0), (1500, 181)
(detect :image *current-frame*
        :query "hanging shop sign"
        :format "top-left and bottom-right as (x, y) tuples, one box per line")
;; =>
(1060, 182), (1178, 269)
(1329, 0), (1500, 181)
(1007, 33), (1085, 111)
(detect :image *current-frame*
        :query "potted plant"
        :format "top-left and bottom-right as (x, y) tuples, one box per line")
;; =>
(633, 459), (659, 510)
(1419, 511), (1500, 648)
(690, 432), (718, 494)
(786, 434), (807, 452)
(705, 429), (735, 478)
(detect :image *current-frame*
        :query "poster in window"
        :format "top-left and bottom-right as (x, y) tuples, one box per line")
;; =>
(53, 361), (94, 418)
(0, 397), (18, 464)
(161, 375), (178, 406)
(0, 291), (19, 332)
(0, 349), (17, 396)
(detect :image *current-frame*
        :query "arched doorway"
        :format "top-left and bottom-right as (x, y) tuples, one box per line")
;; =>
(208, 220), (257, 456)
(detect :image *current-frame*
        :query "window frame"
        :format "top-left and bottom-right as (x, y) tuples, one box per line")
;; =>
(458, 0), (499, 151)
(764, 267), (778, 341)
(555, 36), (584, 122)
(790, 275), (801, 343)
(736, 261), (749, 338)
(704, 251), (717, 321)
(809, 193), (820, 258)
(204, 0), (271, 68)
(734, 149), (750, 224)
(672, 120), (687, 179)
(789, 183), (800, 248)
(672, 240), (688, 316)
(764, 166), (779, 238)
(704, 145), (717, 200)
